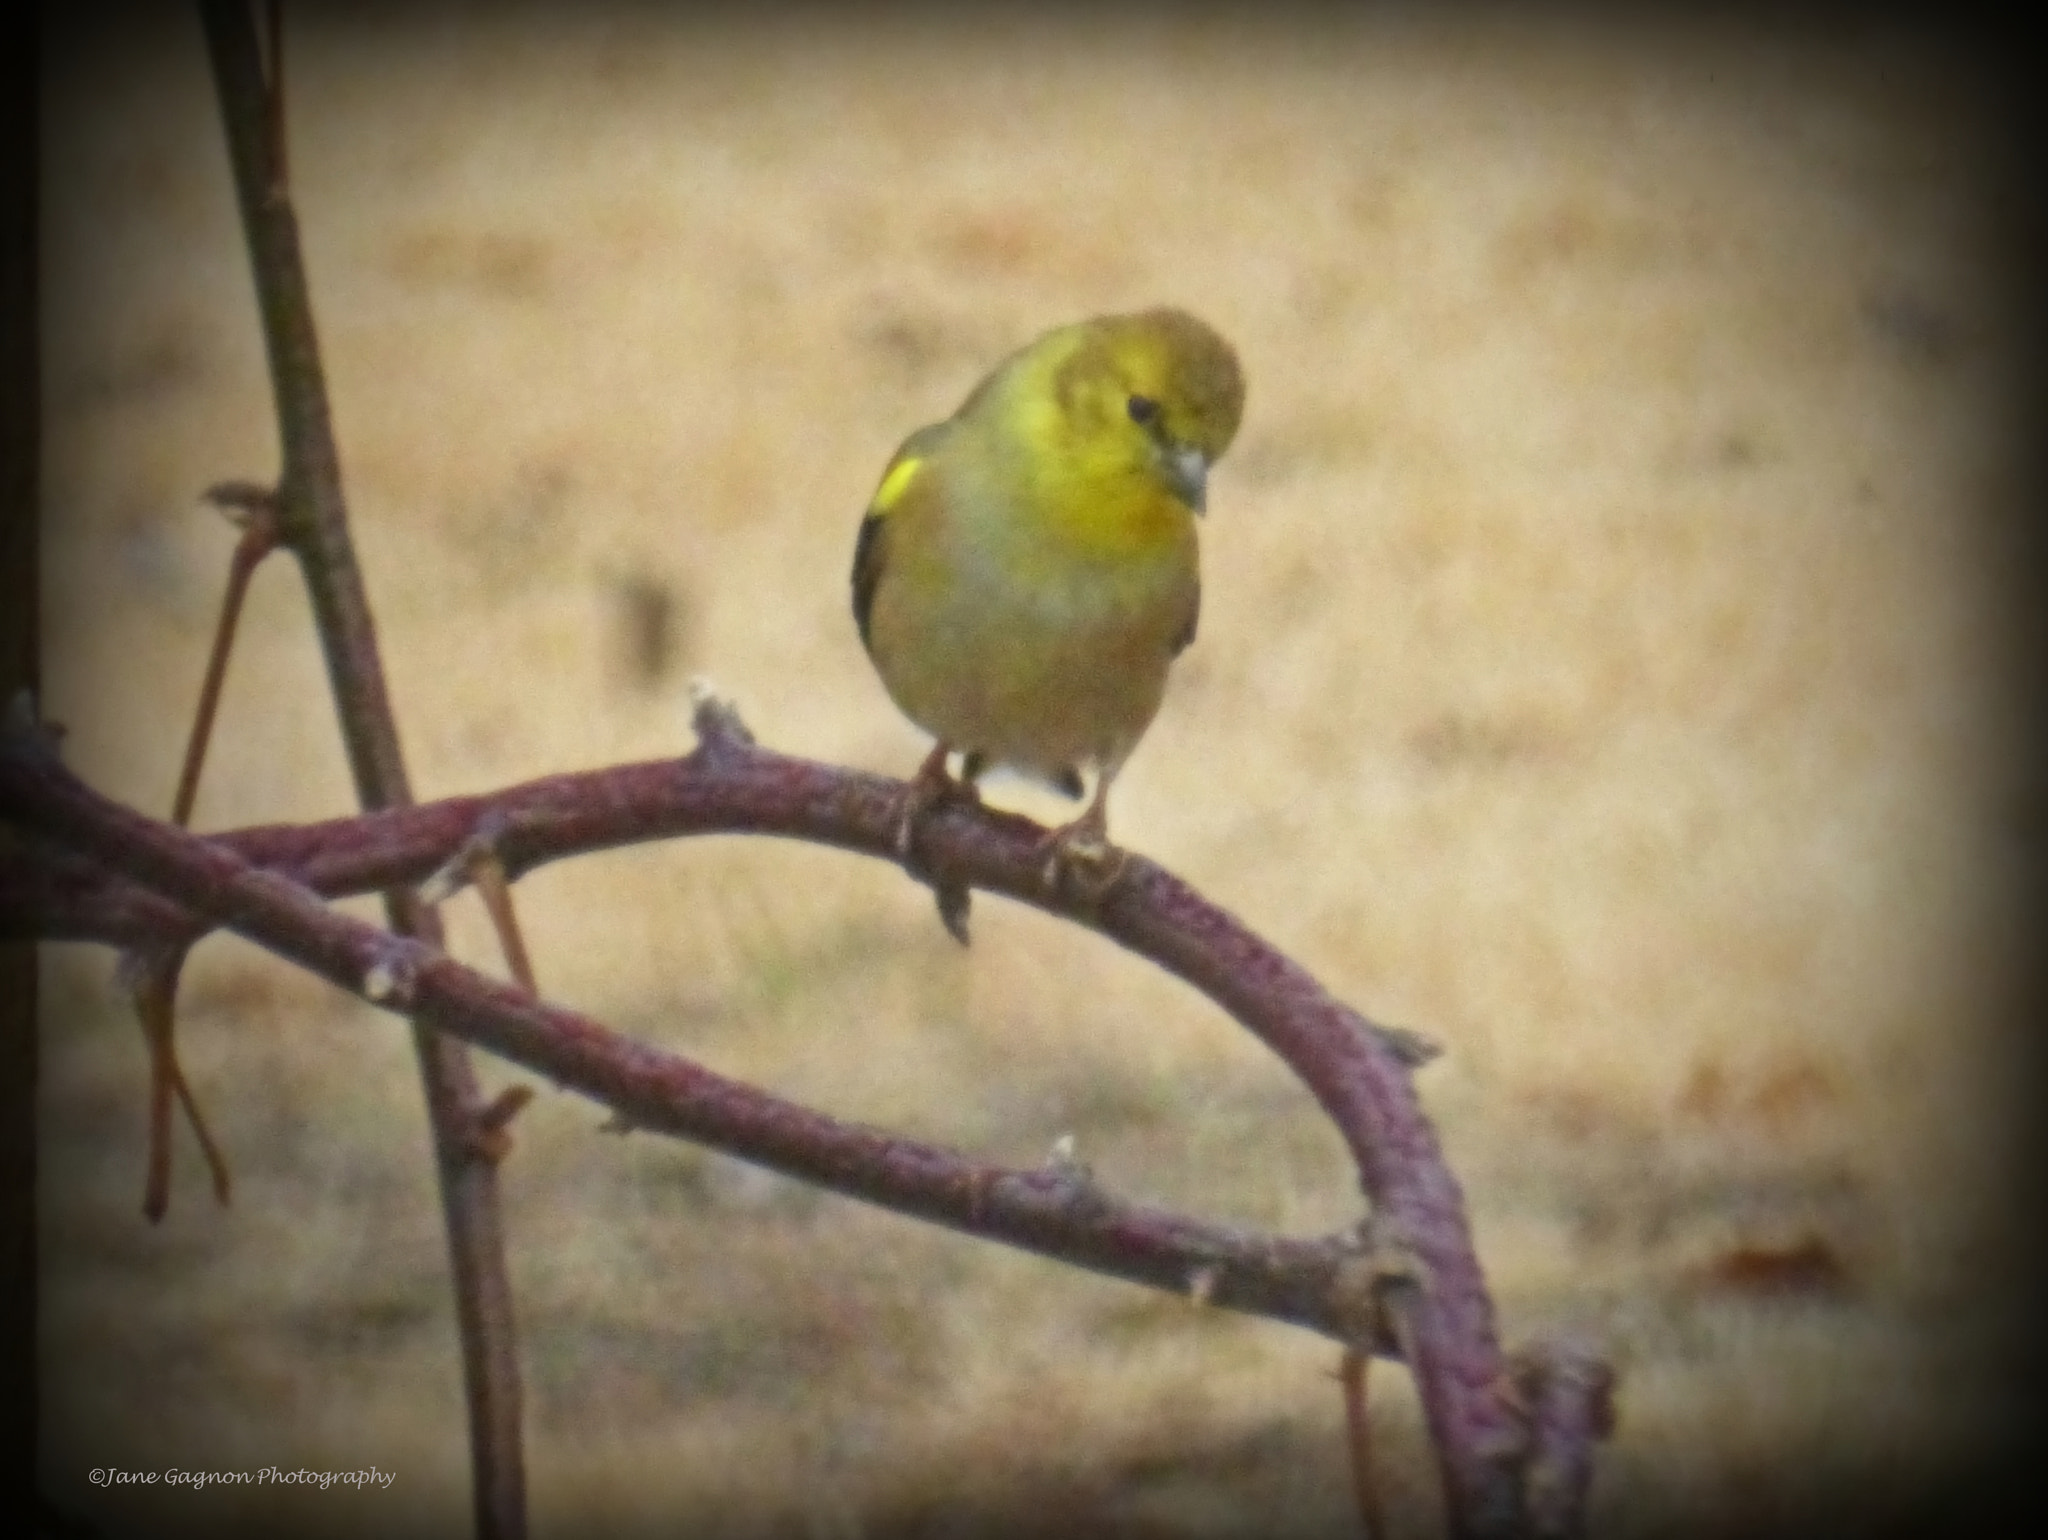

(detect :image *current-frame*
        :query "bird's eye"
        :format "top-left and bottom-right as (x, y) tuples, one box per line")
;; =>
(1126, 395), (1161, 427)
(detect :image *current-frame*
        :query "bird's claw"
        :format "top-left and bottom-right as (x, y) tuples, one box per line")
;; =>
(893, 799), (924, 863)
(895, 745), (979, 943)
(894, 747), (979, 864)
(1036, 822), (1128, 901)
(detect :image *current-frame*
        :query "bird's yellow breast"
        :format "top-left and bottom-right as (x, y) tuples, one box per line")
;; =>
(864, 443), (1196, 777)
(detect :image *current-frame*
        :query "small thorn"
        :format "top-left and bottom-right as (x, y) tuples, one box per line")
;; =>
(688, 677), (755, 752)
(463, 1085), (536, 1165)
(418, 864), (466, 906)
(477, 1085), (535, 1135)
(1036, 1136), (1108, 1219)
(422, 825), (538, 992)
(934, 878), (972, 945)
(361, 947), (419, 1007)
(1354, 1013), (1441, 1068)
(201, 479), (282, 527)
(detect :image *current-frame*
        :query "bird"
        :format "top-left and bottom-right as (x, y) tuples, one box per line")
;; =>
(851, 306), (1244, 911)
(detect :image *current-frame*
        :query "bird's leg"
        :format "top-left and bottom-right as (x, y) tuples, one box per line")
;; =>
(894, 743), (982, 944)
(895, 742), (978, 859)
(1036, 771), (1128, 899)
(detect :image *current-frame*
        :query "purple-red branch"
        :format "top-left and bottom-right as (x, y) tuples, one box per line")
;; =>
(195, 5), (527, 1531)
(3, 701), (1564, 1536)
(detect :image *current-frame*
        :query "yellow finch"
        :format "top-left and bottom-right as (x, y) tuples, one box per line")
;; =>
(852, 307), (1244, 891)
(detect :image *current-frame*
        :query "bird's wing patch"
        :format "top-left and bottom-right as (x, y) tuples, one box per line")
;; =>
(872, 453), (924, 514)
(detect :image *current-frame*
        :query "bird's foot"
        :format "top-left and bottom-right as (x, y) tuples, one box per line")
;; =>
(1035, 814), (1128, 902)
(894, 744), (980, 862)
(895, 744), (979, 944)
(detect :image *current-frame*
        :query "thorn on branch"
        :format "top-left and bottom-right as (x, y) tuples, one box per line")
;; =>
(687, 678), (756, 758)
(1360, 1015), (1441, 1069)
(201, 478), (283, 529)
(420, 819), (538, 993)
(418, 812), (522, 905)
(463, 1085), (537, 1166)
(1043, 1130), (1094, 1187)
(933, 875), (972, 946)
(418, 854), (470, 908)
(361, 945), (422, 1008)
(1036, 1132), (1112, 1221)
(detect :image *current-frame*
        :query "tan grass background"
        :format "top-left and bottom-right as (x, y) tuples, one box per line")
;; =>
(36, 9), (2033, 1538)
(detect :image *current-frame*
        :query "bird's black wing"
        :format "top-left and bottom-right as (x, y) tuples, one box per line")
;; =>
(851, 512), (888, 653)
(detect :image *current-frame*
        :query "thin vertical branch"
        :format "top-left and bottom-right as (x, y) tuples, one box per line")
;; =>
(123, 946), (233, 1219)
(1341, 1348), (1382, 1537)
(195, 6), (526, 1535)
(132, 951), (182, 1221)
(170, 483), (279, 827)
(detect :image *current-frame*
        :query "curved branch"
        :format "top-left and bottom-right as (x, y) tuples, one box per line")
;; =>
(5, 734), (1355, 1323)
(4, 698), (1551, 1535)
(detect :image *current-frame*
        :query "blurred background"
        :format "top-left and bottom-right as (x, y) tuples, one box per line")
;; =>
(37, 7), (2035, 1537)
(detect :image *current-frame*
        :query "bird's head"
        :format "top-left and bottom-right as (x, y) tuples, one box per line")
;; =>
(971, 307), (1244, 519)
(1061, 308), (1245, 515)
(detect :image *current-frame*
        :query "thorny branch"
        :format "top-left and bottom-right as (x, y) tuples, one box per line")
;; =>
(3, 693), (1606, 1536)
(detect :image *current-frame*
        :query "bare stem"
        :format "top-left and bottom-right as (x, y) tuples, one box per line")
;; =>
(130, 949), (181, 1222)
(196, 5), (524, 1532)
(1341, 1347), (1382, 1539)
(170, 486), (279, 828)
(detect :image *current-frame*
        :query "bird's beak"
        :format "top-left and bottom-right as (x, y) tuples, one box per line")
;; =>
(1161, 443), (1210, 514)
